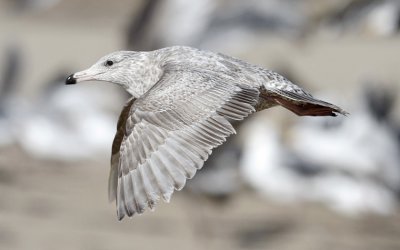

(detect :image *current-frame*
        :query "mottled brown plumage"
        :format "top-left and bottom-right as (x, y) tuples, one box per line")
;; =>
(66, 46), (346, 220)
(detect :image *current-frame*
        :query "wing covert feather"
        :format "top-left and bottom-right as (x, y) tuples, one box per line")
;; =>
(112, 70), (258, 220)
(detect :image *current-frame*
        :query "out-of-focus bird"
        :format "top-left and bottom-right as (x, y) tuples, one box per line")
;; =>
(17, 76), (118, 161)
(322, 0), (400, 37)
(126, 0), (306, 51)
(66, 46), (346, 220)
(10, 0), (62, 12)
(0, 46), (25, 147)
(291, 86), (400, 213)
(241, 84), (399, 216)
(0, 45), (118, 159)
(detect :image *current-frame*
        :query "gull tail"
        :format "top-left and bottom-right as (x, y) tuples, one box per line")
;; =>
(263, 88), (348, 117)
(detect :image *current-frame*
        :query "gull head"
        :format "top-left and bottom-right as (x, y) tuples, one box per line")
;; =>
(66, 51), (162, 97)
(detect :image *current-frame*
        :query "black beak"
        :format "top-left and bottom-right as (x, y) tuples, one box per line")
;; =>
(65, 74), (77, 85)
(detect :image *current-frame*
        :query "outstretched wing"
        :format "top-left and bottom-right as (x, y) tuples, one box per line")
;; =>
(109, 98), (135, 203)
(112, 69), (259, 220)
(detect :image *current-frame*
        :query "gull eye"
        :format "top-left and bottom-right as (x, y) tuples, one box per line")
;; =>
(105, 60), (114, 67)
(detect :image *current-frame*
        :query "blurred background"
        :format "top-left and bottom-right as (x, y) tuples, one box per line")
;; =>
(0, 0), (400, 249)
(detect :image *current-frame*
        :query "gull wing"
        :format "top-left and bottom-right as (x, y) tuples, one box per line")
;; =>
(112, 69), (259, 220)
(109, 98), (135, 203)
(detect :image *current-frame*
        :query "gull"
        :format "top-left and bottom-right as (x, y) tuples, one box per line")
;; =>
(65, 46), (346, 220)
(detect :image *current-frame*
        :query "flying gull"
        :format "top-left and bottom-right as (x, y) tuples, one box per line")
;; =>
(65, 46), (347, 220)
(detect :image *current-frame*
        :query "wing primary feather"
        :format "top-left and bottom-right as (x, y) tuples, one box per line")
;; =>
(108, 154), (119, 202)
(190, 124), (225, 145)
(140, 128), (156, 156)
(227, 99), (254, 110)
(147, 158), (174, 202)
(169, 137), (204, 169)
(173, 133), (210, 160)
(179, 129), (214, 150)
(202, 119), (231, 137)
(124, 140), (139, 170)
(117, 177), (128, 220)
(197, 121), (229, 139)
(122, 173), (136, 216)
(224, 101), (253, 113)
(120, 145), (131, 175)
(152, 152), (186, 190)
(131, 128), (146, 165)
(138, 164), (160, 210)
(232, 93), (257, 104)
(131, 171), (147, 213)
(209, 115), (236, 134)
(165, 139), (198, 178)
(144, 127), (162, 152)
(158, 146), (190, 179)
(218, 106), (247, 120)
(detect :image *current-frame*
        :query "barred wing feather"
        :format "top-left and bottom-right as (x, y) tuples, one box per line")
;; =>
(110, 70), (259, 220)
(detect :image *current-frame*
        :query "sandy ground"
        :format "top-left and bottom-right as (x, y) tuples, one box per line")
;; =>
(1, 1), (400, 249)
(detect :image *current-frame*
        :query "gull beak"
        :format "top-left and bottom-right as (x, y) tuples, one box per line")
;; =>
(65, 74), (77, 85)
(65, 69), (96, 85)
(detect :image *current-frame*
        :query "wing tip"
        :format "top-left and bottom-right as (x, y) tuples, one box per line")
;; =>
(117, 211), (125, 221)
(328, 105), (349, 117)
